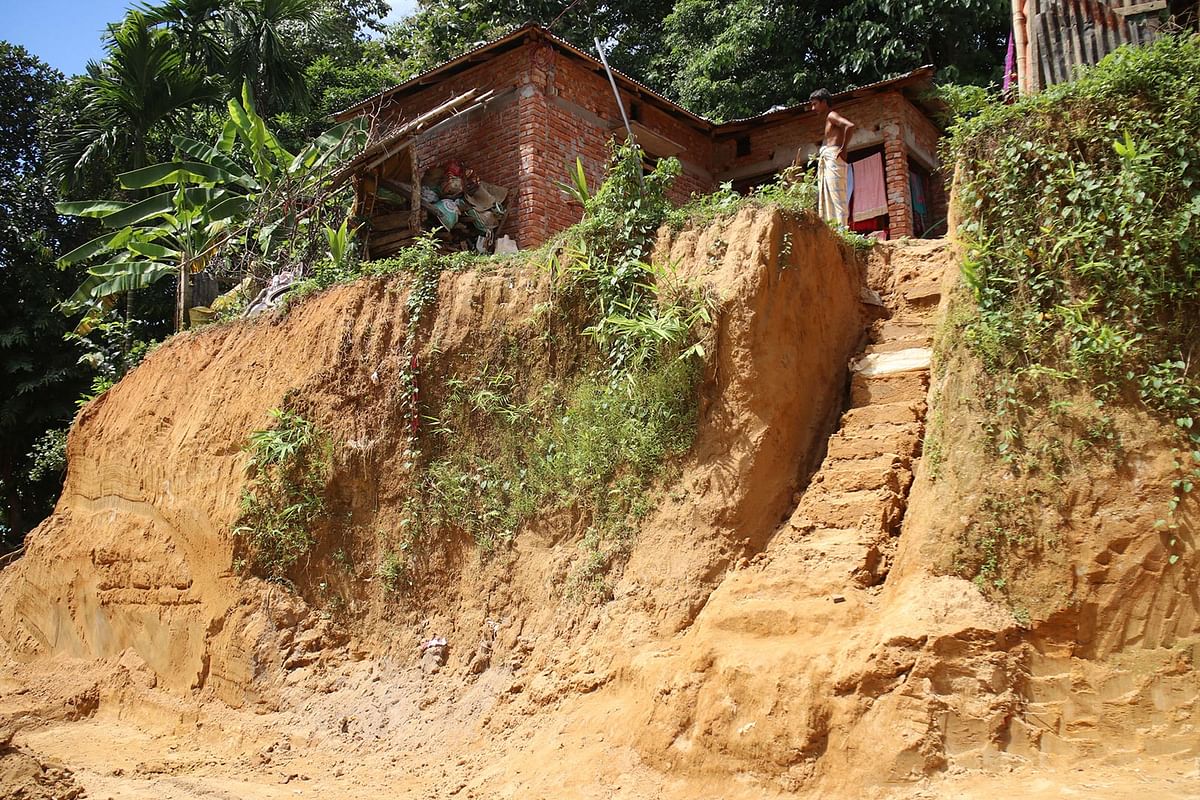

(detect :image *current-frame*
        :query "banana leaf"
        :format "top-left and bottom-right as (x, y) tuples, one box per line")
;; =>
(119, 161), (243, 190)
(128, 241), (180, 260)
(58, 227), (134, 267)
(55, 199), (130, 218)
(172, 135), (260, 191)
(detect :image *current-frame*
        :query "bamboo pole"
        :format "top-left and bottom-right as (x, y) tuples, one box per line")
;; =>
(1014, 0), (1032, 93)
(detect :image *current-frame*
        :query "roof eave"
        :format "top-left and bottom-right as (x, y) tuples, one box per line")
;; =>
(713, 66), (939, 135)
(333, 23), (712, 132)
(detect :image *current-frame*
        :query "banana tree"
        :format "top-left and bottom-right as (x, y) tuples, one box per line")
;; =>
(57, 82), (366, 333)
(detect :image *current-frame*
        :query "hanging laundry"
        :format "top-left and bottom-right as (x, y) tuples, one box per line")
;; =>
(851, 153), (887, 222)
(1003, 32), (1017, 96)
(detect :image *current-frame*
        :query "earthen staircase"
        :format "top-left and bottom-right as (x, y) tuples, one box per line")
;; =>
(642, 239), (958, 775)
(782, 237), (948, 591)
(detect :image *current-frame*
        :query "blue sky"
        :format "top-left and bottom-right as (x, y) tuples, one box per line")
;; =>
(0, 0), (418, 77)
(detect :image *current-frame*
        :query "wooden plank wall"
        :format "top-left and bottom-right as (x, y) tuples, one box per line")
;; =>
(1026, 0), (1167, 90)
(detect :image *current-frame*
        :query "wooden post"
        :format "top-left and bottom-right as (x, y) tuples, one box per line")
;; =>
(408, 146), (421, 239)
(1014, 0), (1032, 93)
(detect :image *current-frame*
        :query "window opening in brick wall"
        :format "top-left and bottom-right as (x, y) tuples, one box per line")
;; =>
(732, 170), (781, 194)
(735, 136), (751, 157)
(908, 159), (932, 237)
(641, 151), (660, 176)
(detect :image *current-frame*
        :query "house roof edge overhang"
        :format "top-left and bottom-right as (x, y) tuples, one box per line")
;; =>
(333, 23), (712, 132)
(712, 66), (941, 136)
(333, 28), (943, 139)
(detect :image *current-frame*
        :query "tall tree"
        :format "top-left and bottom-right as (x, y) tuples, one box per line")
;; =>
(384, 0), (676, 81)
(223, 0), (332, 111)
(0, 43), (89, 543)
(139, 0), (229, 75)
(383, 0), (1009, 120)
(657, 0), (1010, 120)
(48, 12), (217, 188)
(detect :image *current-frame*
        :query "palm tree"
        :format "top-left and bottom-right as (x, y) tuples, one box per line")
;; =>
(223, 0), (330, 112)
(138, 0), (228, 74)
(140, 0), (330, 113)
(48, 12), (217, 188)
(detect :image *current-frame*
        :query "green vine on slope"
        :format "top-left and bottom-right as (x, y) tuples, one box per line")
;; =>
(947, 33), (1200, 526)
(234, 407), (332, 583)
(377, 143), (715, 598)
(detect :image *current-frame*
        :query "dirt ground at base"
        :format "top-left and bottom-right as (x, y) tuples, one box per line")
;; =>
(3, 655), (1197, 800)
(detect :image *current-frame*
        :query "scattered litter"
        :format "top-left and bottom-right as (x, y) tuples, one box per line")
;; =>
(832, 594), (847, 604)
(245, 269), (300, 317)
(410, 162), (511, 254)
(419, 636), (447, 652)
(420, 636), (448, 674)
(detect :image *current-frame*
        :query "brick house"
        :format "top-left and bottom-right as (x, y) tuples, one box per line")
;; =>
(336, 24), (948, 254)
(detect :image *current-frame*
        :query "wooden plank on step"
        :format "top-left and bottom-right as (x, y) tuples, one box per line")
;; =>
(371, 212), (413, 230)
(371, 230), (416, 250)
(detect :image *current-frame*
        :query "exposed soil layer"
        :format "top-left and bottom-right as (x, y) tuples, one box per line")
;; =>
(0, 209), (1196, 798)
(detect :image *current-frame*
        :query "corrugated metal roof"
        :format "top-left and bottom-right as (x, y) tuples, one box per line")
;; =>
(334, 24), (940, 133)
(334, 23), (537, 120)
(335, 23), (709, 128)
(717, 66), (939, 129)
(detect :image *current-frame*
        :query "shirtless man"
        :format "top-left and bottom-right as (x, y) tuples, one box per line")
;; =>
(806, 88), (856, 226)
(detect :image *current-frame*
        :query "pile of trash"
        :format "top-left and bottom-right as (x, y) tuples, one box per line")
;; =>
(420, 160), (515, 254)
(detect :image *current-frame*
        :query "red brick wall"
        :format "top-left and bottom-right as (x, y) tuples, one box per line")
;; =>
(527, 52), (716, 235)
(712, 89), (944, 238)
(363, 39), (945, 247)
(895, 96), (949, 232)
(370, 40), (714, 249)
(370, 48), (530, 241)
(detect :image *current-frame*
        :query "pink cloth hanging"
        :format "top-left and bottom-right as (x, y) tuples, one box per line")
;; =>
(850, 153), (887, 222)
(1003, 32), (1016, 93)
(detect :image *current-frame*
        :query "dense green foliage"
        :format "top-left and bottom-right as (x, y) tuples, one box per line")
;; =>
(0, 44), (91, 543)
(942, 34), (1200, 594)
(660, 0), (1008, 120)
(57, 84), (367, 327)
(48, 12), (218, 187)
(385, 0), (1009, 120)
(950, 34), (1200, 430)
(234, 407), (332, 582)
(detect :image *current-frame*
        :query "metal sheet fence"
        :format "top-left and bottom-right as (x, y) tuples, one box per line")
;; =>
(1027, 0), (1168, 89)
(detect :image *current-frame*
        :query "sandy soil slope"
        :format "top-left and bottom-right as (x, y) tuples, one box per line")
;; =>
(1, 209), (1196, 798)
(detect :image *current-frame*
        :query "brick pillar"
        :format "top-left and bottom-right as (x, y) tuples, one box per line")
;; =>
(513, 44), (556, 249)
(883, 132), (913, 239)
